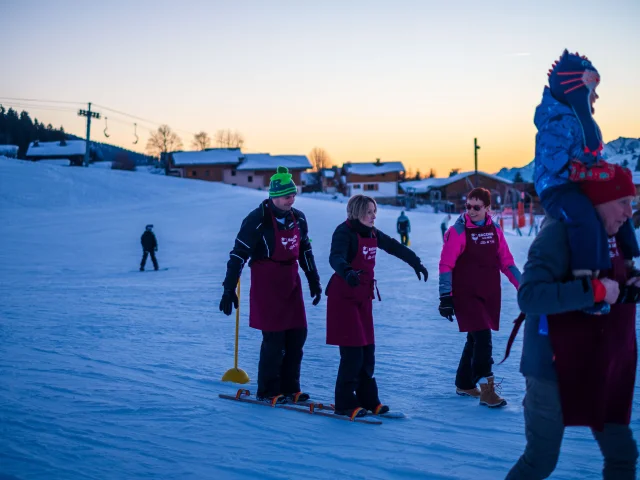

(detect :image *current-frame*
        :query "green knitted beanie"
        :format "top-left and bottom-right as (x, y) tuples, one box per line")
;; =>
(269, 166), (297, 197)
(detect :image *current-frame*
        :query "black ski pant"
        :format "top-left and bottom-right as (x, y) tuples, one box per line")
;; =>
(334, 344), (381, 412)
(141, 249), (158, 270)
(257, 328), (307, 398)
(399, 232), (409, 246)
(455, 329), (494, 390)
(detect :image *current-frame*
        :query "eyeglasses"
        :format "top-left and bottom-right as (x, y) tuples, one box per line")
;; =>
(465, 204), (484, 211)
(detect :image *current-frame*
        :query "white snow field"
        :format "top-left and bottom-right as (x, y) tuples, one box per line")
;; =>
(0, 158), (638, 480)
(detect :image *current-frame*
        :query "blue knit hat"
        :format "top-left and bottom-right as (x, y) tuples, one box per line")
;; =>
(548, 49), (602, 158)
(269, 166), (297, 197)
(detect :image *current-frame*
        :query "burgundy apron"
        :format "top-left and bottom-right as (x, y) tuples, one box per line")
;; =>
(249, 210), (307, 332)
(548, 237), (637, 430)
(452, 223), (502, 332)
(326, 226), (378, 346)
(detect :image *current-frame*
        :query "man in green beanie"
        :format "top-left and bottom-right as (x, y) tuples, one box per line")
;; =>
(219, 166), (322, 404)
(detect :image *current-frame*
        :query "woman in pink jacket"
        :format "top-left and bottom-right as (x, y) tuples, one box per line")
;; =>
(438, 187), (521, 408)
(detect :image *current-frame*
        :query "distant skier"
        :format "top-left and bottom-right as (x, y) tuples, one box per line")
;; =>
(327, 194), (428, 418)
(440, 214), (451, 240)
(219, 166), (322, 404)
(140, 224), (159, 271)
(438, 187), (520, 407)
(396, 211), (411, 246)
(533, 49), (639, 314)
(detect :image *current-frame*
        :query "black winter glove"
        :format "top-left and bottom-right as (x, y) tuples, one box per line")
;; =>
(628, 266), (640, 278)
(345, 269), (361, 287)
(617, 284), (640, 304)
(438, 294), (455, 322)
(219, 289), (239, 316)
(414, 263), (428, 282)
(308, 277), (323, 306)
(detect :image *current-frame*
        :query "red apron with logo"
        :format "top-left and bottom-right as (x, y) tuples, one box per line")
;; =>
(548, 237), (637, 430)
(249, 210), (307, 332)
(452, 223), (502, 332)
(326, 226), (377, 346)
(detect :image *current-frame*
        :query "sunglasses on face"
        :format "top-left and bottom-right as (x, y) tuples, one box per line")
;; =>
(465, 204), (484, 211)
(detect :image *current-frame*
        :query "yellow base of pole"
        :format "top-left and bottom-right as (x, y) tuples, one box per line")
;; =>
(221, 367), (250, 384)
(221, 279), (250, 384)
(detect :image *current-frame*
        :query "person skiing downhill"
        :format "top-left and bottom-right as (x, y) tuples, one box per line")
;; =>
(140, 224), (159, 271)
(219, 166), (322, 404)
(533, 49), (639, 315)
(326, 194), (429, 418)
(506, 164), (638, 479)
(396, 210), (411, 246)
(438, 188), (520, 407)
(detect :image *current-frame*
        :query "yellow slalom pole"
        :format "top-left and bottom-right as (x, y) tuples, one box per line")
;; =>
(221, 278), (250, 384)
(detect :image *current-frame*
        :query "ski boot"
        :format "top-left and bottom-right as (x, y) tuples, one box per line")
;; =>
(284, 392), (310, 404)
(334, 407), (367, 419)
(256, 394), (287, 405)
(456, 386), (481, 398)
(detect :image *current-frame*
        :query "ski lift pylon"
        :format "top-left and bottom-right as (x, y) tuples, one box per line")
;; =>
(133, 123), (139, 145)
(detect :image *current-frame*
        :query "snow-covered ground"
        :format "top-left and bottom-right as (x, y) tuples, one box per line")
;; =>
(1, 158), (638, 480)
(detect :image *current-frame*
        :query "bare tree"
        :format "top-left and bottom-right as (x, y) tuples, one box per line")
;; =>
(146, 125), (183, 158)
(449, 167), (461, 177)
(428, 168), (437, 178)
(215, 129), (245, 149)
(309, 147), (332, 171)
(191, 131), (212, 151)
(405, 167), (414, 181)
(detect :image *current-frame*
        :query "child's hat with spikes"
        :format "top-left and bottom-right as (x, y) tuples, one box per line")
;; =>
(548, 49), (602, 155)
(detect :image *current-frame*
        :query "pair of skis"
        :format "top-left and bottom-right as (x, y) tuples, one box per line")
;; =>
(219, 389), (405, 425)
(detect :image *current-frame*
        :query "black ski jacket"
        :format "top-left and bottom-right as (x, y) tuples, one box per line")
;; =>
(329, 219), (422, 280)
(222, 200), (320, 291)
(141, 231), (158, 251)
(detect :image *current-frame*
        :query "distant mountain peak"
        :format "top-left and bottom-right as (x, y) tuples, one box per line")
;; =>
(496, 136), (640, 182)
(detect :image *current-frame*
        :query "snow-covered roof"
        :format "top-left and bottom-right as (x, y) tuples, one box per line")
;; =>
(172, 149), (242, 166)
(300, 172), (319, 185)
(344, 161), (405, 175)
(236, 154), (312, 171)
(0, 145), (18, 155)
(440, 171), (513, 187)
(400, 171), (513, 194)
(399, 177), (442, 193)
(321, 169), (335, 178)
(26, 140), (85, 157)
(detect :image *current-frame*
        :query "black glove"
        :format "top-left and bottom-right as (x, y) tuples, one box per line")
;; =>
(219, 289), (239, 316)
(628, 266), (640, 278)
(345, 269), (361, 287)
(617, 284), (640, 304)
(414, 263), (428, 282)
(308, 278), (323, 306)
(438, 294), (455, 321)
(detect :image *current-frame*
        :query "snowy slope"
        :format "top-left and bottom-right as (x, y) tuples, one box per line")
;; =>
(1, 159), (639, 480)
(496, 136), (640, 182)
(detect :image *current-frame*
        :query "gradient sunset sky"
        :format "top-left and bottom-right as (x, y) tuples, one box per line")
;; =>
(1, 0), (638, 174)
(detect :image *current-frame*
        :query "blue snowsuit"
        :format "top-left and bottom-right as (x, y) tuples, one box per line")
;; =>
(533, 87), (638, 271)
